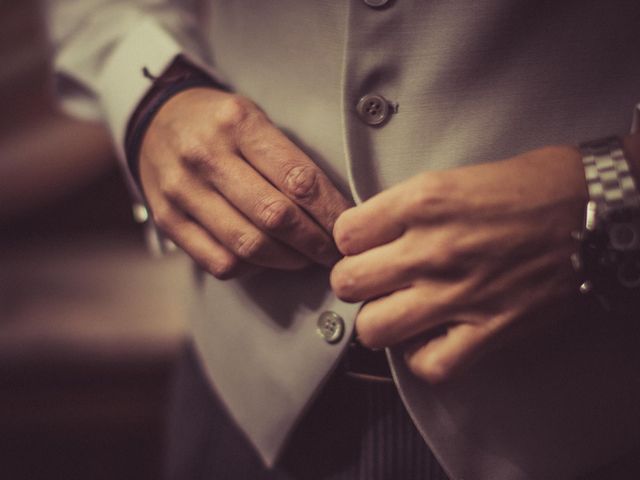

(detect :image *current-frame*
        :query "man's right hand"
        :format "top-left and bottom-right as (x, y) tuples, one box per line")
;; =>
(139, 87), (351, 279)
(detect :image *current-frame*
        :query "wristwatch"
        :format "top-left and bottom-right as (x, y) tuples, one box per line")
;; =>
(572, 136), (640, 309)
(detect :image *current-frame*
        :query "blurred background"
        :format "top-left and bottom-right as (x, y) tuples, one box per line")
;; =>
(1, 1), (189, 478)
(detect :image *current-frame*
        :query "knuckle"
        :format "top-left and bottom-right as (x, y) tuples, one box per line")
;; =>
(355, 309), (385, 350)
(233, 232), (267, 259)
(207, 255), (239, 280)
(238, 108), (266, 136)
(408, 352), (453, 384)
(419, 242), (456, 272)
(404, 173), (450, 218)
(257, 199), (296, 231)
(283, 165), (319, 200)
(218, 95), (268, 140)
(159, 170), (187, 201)
(215, 94), (254, 129)
(332, 211), (355, 255)
(409, 188), (436, 213)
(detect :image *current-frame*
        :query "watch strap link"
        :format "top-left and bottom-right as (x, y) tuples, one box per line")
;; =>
(579, 136), (640, 216)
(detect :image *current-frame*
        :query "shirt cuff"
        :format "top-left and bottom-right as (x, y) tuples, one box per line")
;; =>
(97, 18), (182, 164)
(124, 54), (228, 188)
(97, 17), (227, 197)
(95, 17), (228, 254)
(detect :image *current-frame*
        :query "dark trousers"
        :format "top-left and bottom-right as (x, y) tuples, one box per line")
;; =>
(163, 343), (450, 480)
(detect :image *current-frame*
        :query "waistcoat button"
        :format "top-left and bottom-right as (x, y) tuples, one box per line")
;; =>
(317, 311), (345, 344)
(356, 93), (391, 126)
(364, 0), (391, 8)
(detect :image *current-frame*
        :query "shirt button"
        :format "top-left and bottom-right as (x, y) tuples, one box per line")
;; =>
(364, 0), (391, 8)
(317, 311), (345, 344)
(356, 93), (391, 126)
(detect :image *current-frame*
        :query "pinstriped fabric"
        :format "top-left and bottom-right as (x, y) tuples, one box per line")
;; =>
(288, 377), (450, 480)
(280, 375), (450, 480)
(165, 345), (450, 480)
(346, 381), (450, 480)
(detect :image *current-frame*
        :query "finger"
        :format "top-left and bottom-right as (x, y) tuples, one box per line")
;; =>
(186, 151), (340, 267)
(235, 113), (352, 233)
(355, 282), (463, 349)
(150, 201), (247, 279)
(170, 180), (311, 271)
(403, 322), (495, 383)
(333, 188), (406, 256)
(331, 239), (417, 302)
(331, 225), (471, 302)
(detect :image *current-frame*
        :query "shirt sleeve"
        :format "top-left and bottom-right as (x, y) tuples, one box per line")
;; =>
(45, 0), (225, 203)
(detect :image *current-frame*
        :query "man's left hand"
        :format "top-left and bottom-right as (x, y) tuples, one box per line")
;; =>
(331, 145), (588, 382)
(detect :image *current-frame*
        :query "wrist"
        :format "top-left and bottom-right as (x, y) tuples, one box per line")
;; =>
(573, 135), (640, 308)
(124, 54), (228, 187)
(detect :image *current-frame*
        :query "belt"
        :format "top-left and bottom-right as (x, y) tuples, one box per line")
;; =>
(343, 338), (393, 382)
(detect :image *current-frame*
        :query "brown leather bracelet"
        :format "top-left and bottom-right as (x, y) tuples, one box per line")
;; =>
(124, 54), (229, 187)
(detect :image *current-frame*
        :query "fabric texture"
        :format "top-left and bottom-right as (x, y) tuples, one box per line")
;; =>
(164, 343), (450, 480)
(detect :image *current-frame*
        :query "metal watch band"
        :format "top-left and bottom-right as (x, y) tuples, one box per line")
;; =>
(579, 136), (640, 215)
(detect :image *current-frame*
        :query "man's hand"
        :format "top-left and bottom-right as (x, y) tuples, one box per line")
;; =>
(139, 87), (351, 278)
(330, 146), (588, 382)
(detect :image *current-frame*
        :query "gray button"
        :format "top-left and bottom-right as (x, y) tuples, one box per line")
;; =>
(317, 311), (345, 344)
(364, 0), (391, 8)
(356, 94), (391, 126)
